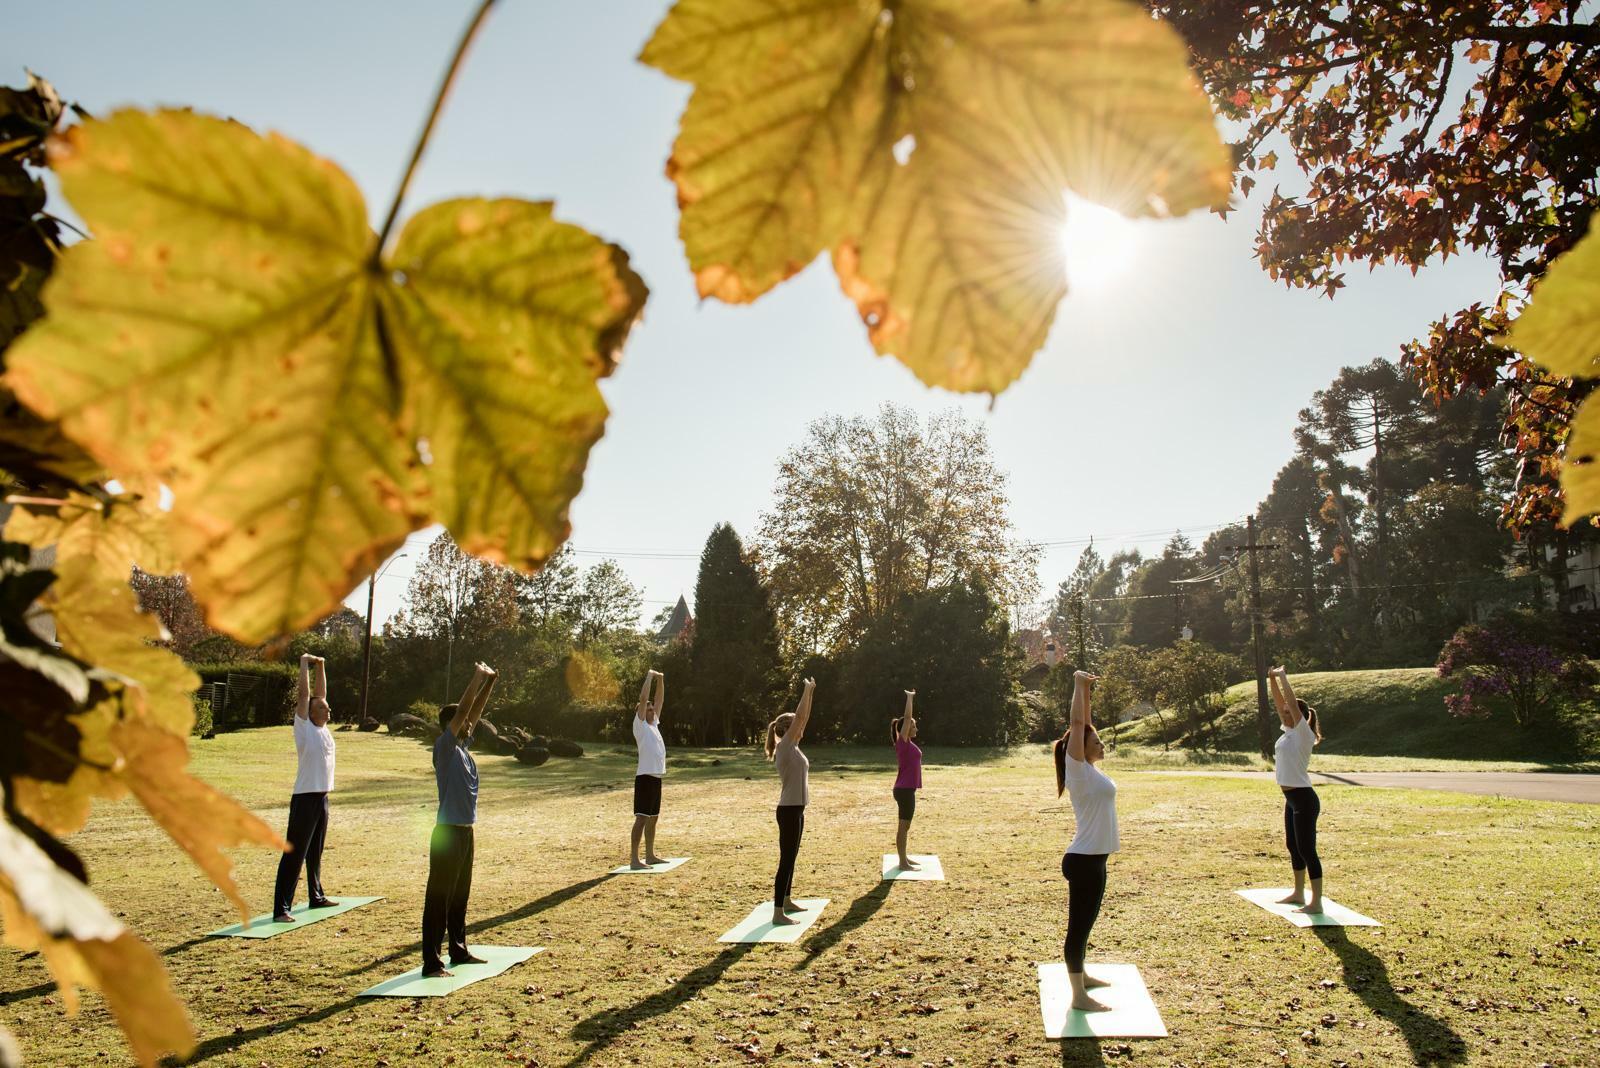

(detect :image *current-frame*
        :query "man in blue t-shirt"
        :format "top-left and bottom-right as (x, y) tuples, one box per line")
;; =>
(422, 661), (498, 977)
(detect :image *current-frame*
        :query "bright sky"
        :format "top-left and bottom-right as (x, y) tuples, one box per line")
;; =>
(8, 1), (1504, 630)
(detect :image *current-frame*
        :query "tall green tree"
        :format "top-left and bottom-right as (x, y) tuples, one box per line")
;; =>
(1048, 543), (1106, 671)
(573, 560), (642, 646)
(1127, 533), (1197, 648)
(688, 523), (781, 745)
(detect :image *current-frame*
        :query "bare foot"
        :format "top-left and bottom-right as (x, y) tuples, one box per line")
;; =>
(1070, 994), (1111, 1012)
(897, 857), (920, 870)
(783, 898), (803, 914)
(770, 910), (798, 926)
(1277, 893), (1305, 905)
(422, 966), (453, 978)
(629, 860), (649, 870)
(1082, 974), (1111, 990)
(1297, 900), (1325, 915)
(272, 913), (296, 924)
(645, 856), (666, 866)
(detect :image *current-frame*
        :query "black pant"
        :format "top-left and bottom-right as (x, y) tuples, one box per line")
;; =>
(1062, 852), (1108, 973)
(273, 792), (330, 915)
(1283, 786), (1322, 879)
(774, 805), (805, 907)
(893, 787), (916, 821)
(423, 824), (475, 970)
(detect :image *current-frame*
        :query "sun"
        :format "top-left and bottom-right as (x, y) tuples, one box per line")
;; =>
(1057, 191), (1142, 294)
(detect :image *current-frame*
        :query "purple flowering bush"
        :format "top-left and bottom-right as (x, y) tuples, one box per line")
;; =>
(1437, 611), (1599, 727)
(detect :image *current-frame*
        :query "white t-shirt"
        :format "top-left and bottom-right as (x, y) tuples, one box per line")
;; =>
(1274, 717), (1316, 788)
(633, 715), (666, 777)
(1063, 754), (1119, 855)
(293, 715), (335, 795)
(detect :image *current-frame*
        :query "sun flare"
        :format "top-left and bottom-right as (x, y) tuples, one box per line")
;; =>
(1058, 191), (1142, 293)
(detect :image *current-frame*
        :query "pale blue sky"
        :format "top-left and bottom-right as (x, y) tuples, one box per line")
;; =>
(7, 1), (1504, 628)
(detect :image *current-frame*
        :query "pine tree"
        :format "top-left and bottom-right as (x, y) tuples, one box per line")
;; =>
(690, 524), (781, 744)
(1048, 543), (1105, 671)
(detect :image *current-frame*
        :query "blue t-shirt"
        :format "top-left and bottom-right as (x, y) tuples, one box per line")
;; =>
(433, 726), (478, 825)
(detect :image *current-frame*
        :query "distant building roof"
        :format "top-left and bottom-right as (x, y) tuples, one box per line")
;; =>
(657, 595), (693, 639)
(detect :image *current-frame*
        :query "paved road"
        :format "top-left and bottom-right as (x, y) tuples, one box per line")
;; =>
(1146, 770), (1600, 804)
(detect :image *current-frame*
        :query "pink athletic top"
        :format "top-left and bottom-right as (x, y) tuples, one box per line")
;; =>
(893, 738), (922, 790)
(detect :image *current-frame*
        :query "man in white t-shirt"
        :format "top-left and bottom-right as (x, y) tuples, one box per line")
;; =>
(273, 653), (338, 922)
(629, 669), (667, 869)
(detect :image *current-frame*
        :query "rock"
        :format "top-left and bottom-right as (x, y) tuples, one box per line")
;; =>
(388, 713), (439, 740)
(501, 726), (531, 749)
(359, 717), (381, 733)
(514, 745), (550, 767)
(529, 735), (551, 749)
(476, 720), (522, 756)
(548, 739), (584, 759)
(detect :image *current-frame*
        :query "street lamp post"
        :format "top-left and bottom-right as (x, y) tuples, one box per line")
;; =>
(358, 553), (406, 726)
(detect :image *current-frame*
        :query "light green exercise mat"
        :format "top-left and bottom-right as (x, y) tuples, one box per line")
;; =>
(358, 946), (544, 997)
(1037, 962), (1167, 1039)
(718, 899), (829, 943)
(1235, 888), (1381, 927)
(609, 857), (690, 874)
(209, 896), (384, 939)
(882, 854), (944, 881)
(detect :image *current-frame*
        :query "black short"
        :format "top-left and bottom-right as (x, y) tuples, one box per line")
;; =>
(633, 774), (662, 817)
(893, 786), (916, 821)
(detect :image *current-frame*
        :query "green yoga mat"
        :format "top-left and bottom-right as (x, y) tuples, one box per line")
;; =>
(358, 945), (544, 997)
(209, 896), (384, 939)
(609, 857), (690, 874)
(1235, 888), (1381, 927)
(882, 854), (944, 881)
(718, 899), (829, 944)
(1037, 962), (1167, 1039)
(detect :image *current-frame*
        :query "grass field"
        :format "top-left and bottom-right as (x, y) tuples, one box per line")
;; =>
(1107, 667), (1600, 771)
(3, 729), (1597, 1067)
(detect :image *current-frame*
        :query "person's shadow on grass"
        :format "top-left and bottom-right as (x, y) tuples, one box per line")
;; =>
(1057, 1039), (1109, 1067)
(1314, 925), (1467, 1066)
(562, 943), (755, 1066)
(341, 873), (614, 977)
(793, 880), (893, 970)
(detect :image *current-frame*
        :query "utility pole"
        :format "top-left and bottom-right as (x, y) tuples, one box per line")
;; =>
(358, 553), (406, 726)
(1243, 516), (1274, 758)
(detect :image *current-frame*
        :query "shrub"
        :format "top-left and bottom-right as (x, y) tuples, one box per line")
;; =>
(191, 697), (213, 737)
(1437, 610), (1599, 728)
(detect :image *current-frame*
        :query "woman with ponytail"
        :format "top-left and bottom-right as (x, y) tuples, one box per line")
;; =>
(765, 677), (816, 925)
(1269, 665), (1325, 913)
(1054, 669), (1118, 1012)
(890, 689), (922, 871)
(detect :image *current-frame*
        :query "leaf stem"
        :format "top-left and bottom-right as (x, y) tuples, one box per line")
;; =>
(372, 0), (501, 262)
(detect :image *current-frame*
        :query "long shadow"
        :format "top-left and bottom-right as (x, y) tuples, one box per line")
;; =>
(1313, 926), (1467, 1066)
(167, 994), (364, 1065)
(1057, 1041), (1109, 1067)
(562, 944), (754, 1067)
(1314, 772), (1365, 787)
(793, 881), (893, 970)
(341, 874), (613, 978)
(3, 932), (223, 1007)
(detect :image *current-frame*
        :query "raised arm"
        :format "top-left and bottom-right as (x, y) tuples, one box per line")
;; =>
(1065, 671), (1094, 762)
(898, 689), (915, 742)
(1276, 667), (1303, 728)
(295, 654), (311, 720)
(312, 656), (328, 702)
(465, 664), (497, 734)
(447, 666), (488, 739)
(649, 671), (665, 725)
(789, 677), (816, 743)
(635, 670), (654, 722)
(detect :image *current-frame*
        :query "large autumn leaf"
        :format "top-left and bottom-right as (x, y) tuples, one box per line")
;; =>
(641, 0), (1231, 393)
(0, 817), (195, 1066)
(4, 489), (176, 579)
(1503, 219), (1600, 521)
(6, 109), (646, 642)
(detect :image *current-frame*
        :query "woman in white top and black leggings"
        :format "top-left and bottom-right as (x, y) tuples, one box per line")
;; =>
(1270, 665), (1324, 913)
(765, 677), (815, 926)
(1053, 670), (1118, 1012)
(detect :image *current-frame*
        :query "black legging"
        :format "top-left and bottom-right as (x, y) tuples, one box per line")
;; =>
(1061, 852), (1108, 973)
(1282, 786), (1322, 879)
(774, 805), (805, 907)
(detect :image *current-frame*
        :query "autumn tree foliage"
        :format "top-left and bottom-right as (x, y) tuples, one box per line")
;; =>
(1150, 1), (1600, 528)
(757, 405), (1039, 654)
(1437, 610), (1598, 726)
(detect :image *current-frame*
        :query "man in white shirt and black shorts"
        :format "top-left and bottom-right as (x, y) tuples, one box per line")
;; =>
(629, 669), (666, 869)
(273, 654), (339, 922)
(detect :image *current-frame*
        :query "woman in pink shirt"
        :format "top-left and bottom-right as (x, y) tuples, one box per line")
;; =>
(891, 689), (922, 871)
